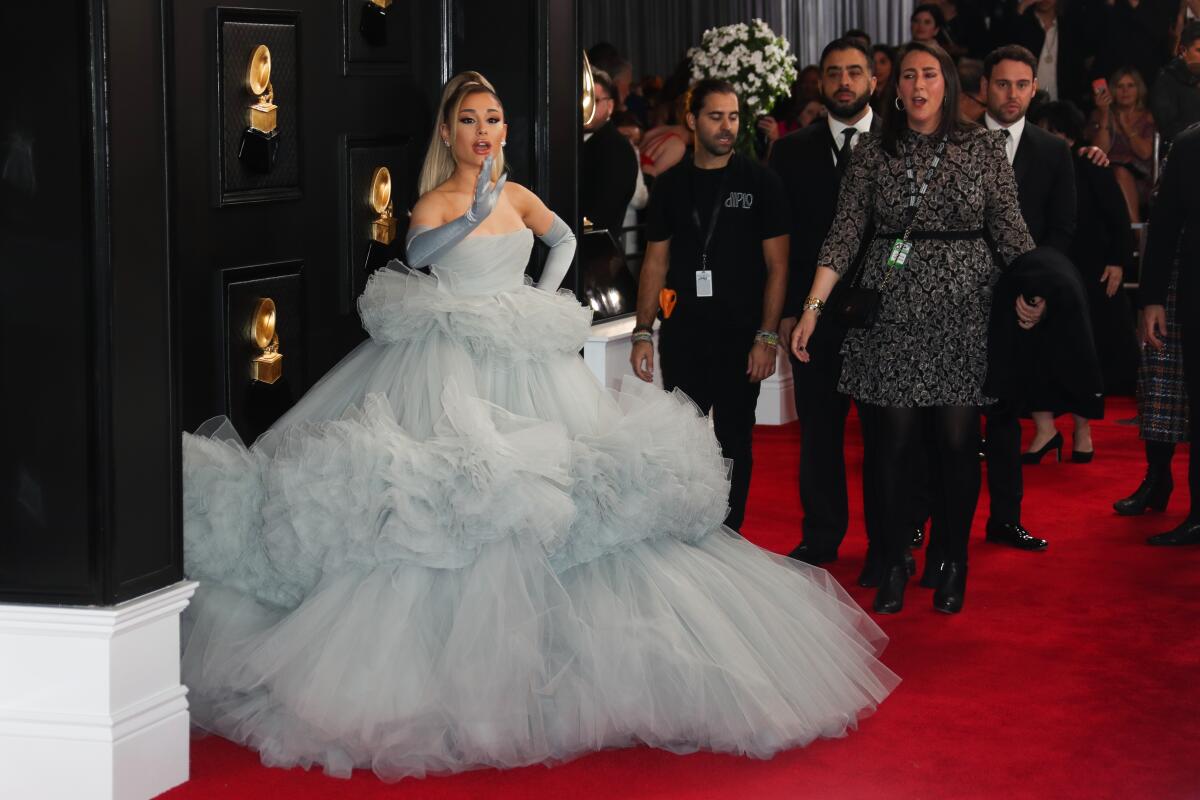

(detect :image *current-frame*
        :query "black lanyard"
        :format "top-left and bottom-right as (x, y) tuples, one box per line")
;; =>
(690, 162), (731, 271)
(900, 137), (947, 237)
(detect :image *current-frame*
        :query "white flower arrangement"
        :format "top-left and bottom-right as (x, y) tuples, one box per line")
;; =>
(686, 19), (798, 154)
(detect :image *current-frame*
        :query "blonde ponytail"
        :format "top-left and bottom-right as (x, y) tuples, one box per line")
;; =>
(418, 71), (507, 196)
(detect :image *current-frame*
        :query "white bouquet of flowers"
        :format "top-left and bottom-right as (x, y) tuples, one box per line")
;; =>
(686, 19), (798, 155)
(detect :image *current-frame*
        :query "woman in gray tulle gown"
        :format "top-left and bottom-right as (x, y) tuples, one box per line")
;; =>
(180, 71), (899, 781)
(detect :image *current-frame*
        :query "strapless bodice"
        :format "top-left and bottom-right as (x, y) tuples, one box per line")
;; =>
(430, 228), (534, 296)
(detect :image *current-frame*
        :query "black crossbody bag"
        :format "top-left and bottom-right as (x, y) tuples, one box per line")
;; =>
(829, 137), (947, 329)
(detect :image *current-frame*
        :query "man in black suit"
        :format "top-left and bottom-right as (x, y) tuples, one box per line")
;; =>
(1141, 123), (1200, 546)
(979, 44), (1076, 551)
(769, 38), (894, 581)
(581, 70), (638, 238)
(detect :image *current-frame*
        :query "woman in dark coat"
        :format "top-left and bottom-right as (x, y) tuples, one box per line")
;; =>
(1021, 101), (1139, 463)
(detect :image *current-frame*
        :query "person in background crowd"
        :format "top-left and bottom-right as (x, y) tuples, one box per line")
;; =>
(614, 111), (650, 257)
(631, 79), (790, 532)
(871, 45), (898, 113)
(1007, 0), (1093, 106)
(843, 28), (873, 50)
(798, 99), (828, 128)
(796, 65), (823, 106)
(1089, 67), (1157, 222)
(792, 41), (1036, 614)
(1151, 21), (1200, 144)
(912, 3), (956, 51)
(1096, 0), (1179, 93)
(641, 90), (691, 178)
(1026, 100), (1139, 459)
(582, 70), (638, 236)
(769, 37), (885, 579)
(959, 58), (989, 121)
(1139, 122), (1200, 546)
(940, 0), (992, 59)
(981, 44), (1075, 544)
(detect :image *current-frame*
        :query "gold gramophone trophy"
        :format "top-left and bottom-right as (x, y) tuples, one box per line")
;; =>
(238, 44), (280, 173)
(364, 165), (397, 271)
(248, 298), (283, 384)
(359, 0), (391, 46)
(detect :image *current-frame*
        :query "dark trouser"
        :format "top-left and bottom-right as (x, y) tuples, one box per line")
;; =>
(984, 401), (1024, 525)
(862, 404), (982, 566)
(1184, 320), (1200, 522)
(659, 323), (762, 531)
(789, 354), (851, 555)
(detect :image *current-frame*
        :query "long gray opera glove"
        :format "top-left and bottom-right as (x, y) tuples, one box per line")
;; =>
(405, 154), (508, 269)
(535, 214), (576, 291)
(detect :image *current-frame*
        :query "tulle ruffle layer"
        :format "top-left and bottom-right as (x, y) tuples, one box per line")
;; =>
(183, 531), (898, 781)
(183, 379), (732, 607)
(357, 266), (593, 361)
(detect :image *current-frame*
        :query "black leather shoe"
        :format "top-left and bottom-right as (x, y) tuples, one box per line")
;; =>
(786, 542), (837, 565)
(985, 520), (1048, 551)
(1146, 520), (1200, 546)
(1115, 472), (1173, 516)
(911, 527), (925, 549)
(919, 555), (946, 588)
(857, 556), (884, 588)
(904, 549), (916, 576)
(873, 564), (909, 614)
(933, 561), (967, 614)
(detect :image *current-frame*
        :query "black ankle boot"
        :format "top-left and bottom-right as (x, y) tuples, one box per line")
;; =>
(873, 564), (909, 614)
(919, 554), (946, 588)
(1114, 470), (1173, 516)
(933, 561), (967, 614)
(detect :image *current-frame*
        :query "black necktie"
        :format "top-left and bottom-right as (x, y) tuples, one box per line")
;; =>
(1000, 127), (1013, 162)
(836, 128), (857, 172)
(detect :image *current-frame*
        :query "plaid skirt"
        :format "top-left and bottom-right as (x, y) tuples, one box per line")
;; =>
(1137, 269), (1189, 443)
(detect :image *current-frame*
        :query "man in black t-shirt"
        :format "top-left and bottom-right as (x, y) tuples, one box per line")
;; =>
(631, 79), (790, 531)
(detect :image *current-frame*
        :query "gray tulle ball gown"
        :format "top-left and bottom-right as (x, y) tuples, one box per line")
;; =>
(181, 228), (899, 781)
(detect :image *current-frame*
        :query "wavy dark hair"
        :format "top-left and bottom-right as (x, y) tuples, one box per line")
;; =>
(880, 40), (975, 155)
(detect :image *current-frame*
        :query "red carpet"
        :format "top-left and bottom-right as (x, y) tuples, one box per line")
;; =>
(164, 397), (1200, 799)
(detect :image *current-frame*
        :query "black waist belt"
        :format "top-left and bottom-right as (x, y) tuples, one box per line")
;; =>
(875, 228), (987, 241)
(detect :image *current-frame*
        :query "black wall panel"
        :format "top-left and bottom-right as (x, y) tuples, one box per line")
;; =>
(0, 0), (579, 605)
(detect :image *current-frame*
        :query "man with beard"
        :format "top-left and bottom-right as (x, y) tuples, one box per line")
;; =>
(978, 44), (1075, 552)
(631, 79), (790, 531)
(766, 38), (899, 581)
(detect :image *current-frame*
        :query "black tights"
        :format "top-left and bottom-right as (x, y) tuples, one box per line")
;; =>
(863, 404), (982, 565)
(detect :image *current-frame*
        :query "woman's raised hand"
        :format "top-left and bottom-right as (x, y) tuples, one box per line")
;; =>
(466, 154), (508, 223)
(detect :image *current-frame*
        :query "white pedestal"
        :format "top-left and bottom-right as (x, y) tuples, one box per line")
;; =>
(583, 316), (662, 390)
(582, 318), (797, 425)
(0, 581), (198, 800)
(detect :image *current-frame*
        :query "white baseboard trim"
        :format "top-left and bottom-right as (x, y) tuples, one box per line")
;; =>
(0, 581), (197, 800)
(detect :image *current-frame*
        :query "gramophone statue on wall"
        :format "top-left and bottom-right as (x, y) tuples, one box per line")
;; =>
(238, 44), (280, 174)
(360, 0), (391, 46)
(364, 165), (397, 271)
(248, 298), (283, 384)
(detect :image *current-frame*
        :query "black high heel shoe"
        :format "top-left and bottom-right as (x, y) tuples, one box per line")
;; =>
(1021, 432), (1063, 464)
(873, 564), (909, 614)
(1114, 470), (1173, 515)
(933, 561), (967, 614)
(1071, 449), (1094, 464)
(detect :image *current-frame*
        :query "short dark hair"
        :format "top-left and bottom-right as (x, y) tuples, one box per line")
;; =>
(820, 38), (874, 73)
(688, 78), (737, 117)
(984, 44), (1038, 79)
(591, 69), (616, 100)
(1181, 21), (1200, 49)
(843, 28), (872, 47)
(881, 40), (974, 155)
(1030, 100), (1085, 144)
(957, 58), (985, 94)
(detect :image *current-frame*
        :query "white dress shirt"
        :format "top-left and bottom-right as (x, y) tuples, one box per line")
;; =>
(827, 106), (874, 166)
(985, 113), (1026, 165)
(1037, 16), (1059, 101)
